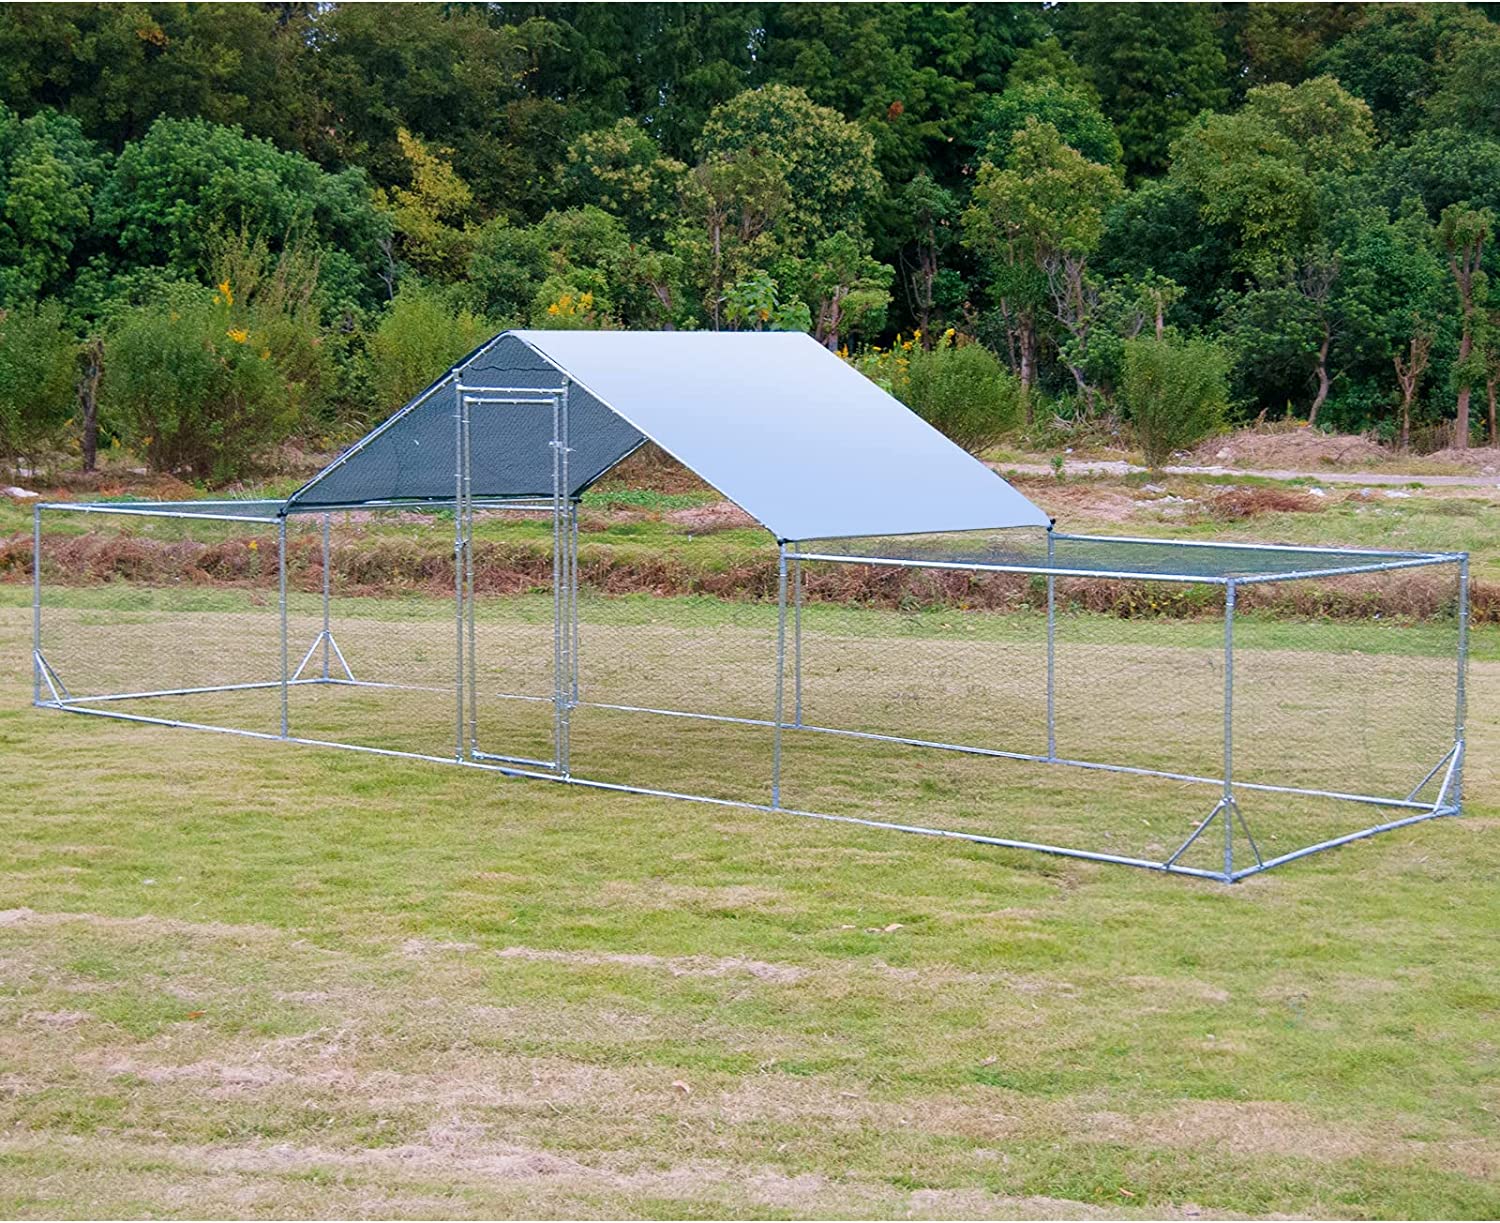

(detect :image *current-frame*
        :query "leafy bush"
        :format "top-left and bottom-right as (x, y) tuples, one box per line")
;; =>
(0, 300), (79, 471)
(102, 284), (295, 482)
(860, 335), (1024, 453)
(1121, 335), (1229, 469)
(367, 285), (493, 408)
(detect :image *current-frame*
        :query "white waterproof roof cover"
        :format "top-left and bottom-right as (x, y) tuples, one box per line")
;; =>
(288, 329), (1049, 541)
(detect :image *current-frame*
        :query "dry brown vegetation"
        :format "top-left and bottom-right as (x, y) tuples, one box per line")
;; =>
(1206, 487), (1327, 520)
(6, 525), (1489, 624)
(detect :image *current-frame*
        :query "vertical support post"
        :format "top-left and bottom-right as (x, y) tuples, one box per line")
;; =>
(453, 385), (465, 761)
(465, 397), (477, 759)
(1455, 554), (1469, 810)
(792, 555), (803, 726)
(32, 503), (42, 707)
(320, 513), (331, 680)
(551, 379), (572, 777)
(570, 496), (580, 705)
(773, 544), (789, 809)
(1045, 526), (1056, 760)
(278, 515), (289, 740)
(1222, 579), (1236, 879)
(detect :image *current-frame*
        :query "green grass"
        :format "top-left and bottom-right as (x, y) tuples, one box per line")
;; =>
(3, 463), (1499, 1216)
(2, 573), (1499, 1217)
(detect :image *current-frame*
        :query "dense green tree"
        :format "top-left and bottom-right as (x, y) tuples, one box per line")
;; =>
(792, 231), (894, 351)
(1317, 4), (1495, 141)
(93, 117), (389, 304)
(1437, 204), (1491, 449)
(304, 4), (567, 218)
(888, 173), (962, 340)
(697, 85), (879, 248)
(964, 119), (1124, 407)
(559, 120), (687, 242)
(969, 77), (1122, 171)
(1059, 4), (1230, 179)
(376, 129), (480, 286)
(1322, 199), (1446, 436)
(0, 299), (79, 470)
(1375, 126), (1500, 220)
(0, 3), (312, 150)
(522, 3), (760, 161)
(1169, 77), (1374, 279)
(1094, 181), (1236, 332)
(0, 106), (106, 304)
(673, 149), (791, 329)
(1233, 4), (1365, 93)
(2, 1), (1499, 466)
(756, 4), (999, 186)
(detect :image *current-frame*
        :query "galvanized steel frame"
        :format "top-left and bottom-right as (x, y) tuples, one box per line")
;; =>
(31, 477), (1468, 884)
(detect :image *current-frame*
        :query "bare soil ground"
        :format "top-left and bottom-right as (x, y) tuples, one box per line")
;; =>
(1192, 426), (1388, 470)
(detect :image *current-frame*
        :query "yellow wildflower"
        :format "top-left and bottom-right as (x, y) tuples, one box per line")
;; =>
(226, 328), (249, 343)
(218, 279), (233, 306)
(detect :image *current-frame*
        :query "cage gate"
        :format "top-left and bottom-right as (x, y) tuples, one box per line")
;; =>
(455, 382), (577, 777)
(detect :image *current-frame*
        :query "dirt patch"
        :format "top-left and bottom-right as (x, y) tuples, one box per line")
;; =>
(593, 881), (789, 914)
(25, 469), (201, 503)
(1120, 975), (1232, 1005)
(1019, 478), (1140, 524)
(664, 501), (758, 533)
(1081, 1099), (1494, 1177)
(19, 1009), (91, 1028)
(400, 938), (480, 958)
(1420, 444), (1500, 473)
(495, 944), (809, 984)
(0, 908), (292, 944)
(1196, 426), (1387, 470)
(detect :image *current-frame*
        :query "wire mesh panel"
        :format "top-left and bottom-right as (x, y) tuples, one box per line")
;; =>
(468, 506), (560, 769)
(1223, 563), (1464, 872)
(1051, 581), (1227, 778)
(773, 555), (1226, 869)
(280, 509), (462, 759)
(34, 505), (286, 736)
(787, 562), (1047, 755)
(571, 589), (780, 804)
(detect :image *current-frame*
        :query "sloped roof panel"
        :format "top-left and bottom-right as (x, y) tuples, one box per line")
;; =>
(508, 330), (1049, 540)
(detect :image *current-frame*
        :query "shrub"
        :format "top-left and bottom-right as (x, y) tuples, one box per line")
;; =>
(0, 300), (79, 472)
(102, 284), (294, 482)
(862, 335), (1023, 453)
(1121, 335), (1229, 469)
(368, 285), (492, 408)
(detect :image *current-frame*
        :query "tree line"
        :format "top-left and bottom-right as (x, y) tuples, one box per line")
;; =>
(1, 2), (1499, 480)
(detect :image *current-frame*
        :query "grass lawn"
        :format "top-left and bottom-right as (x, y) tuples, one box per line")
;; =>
(2, 572), (1498, 1217)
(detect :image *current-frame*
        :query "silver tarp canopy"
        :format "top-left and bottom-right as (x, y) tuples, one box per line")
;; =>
(288, 329), (1049, 541)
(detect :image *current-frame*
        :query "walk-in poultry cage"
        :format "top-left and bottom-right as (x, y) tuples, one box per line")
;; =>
(31, 331), (1469, 882)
